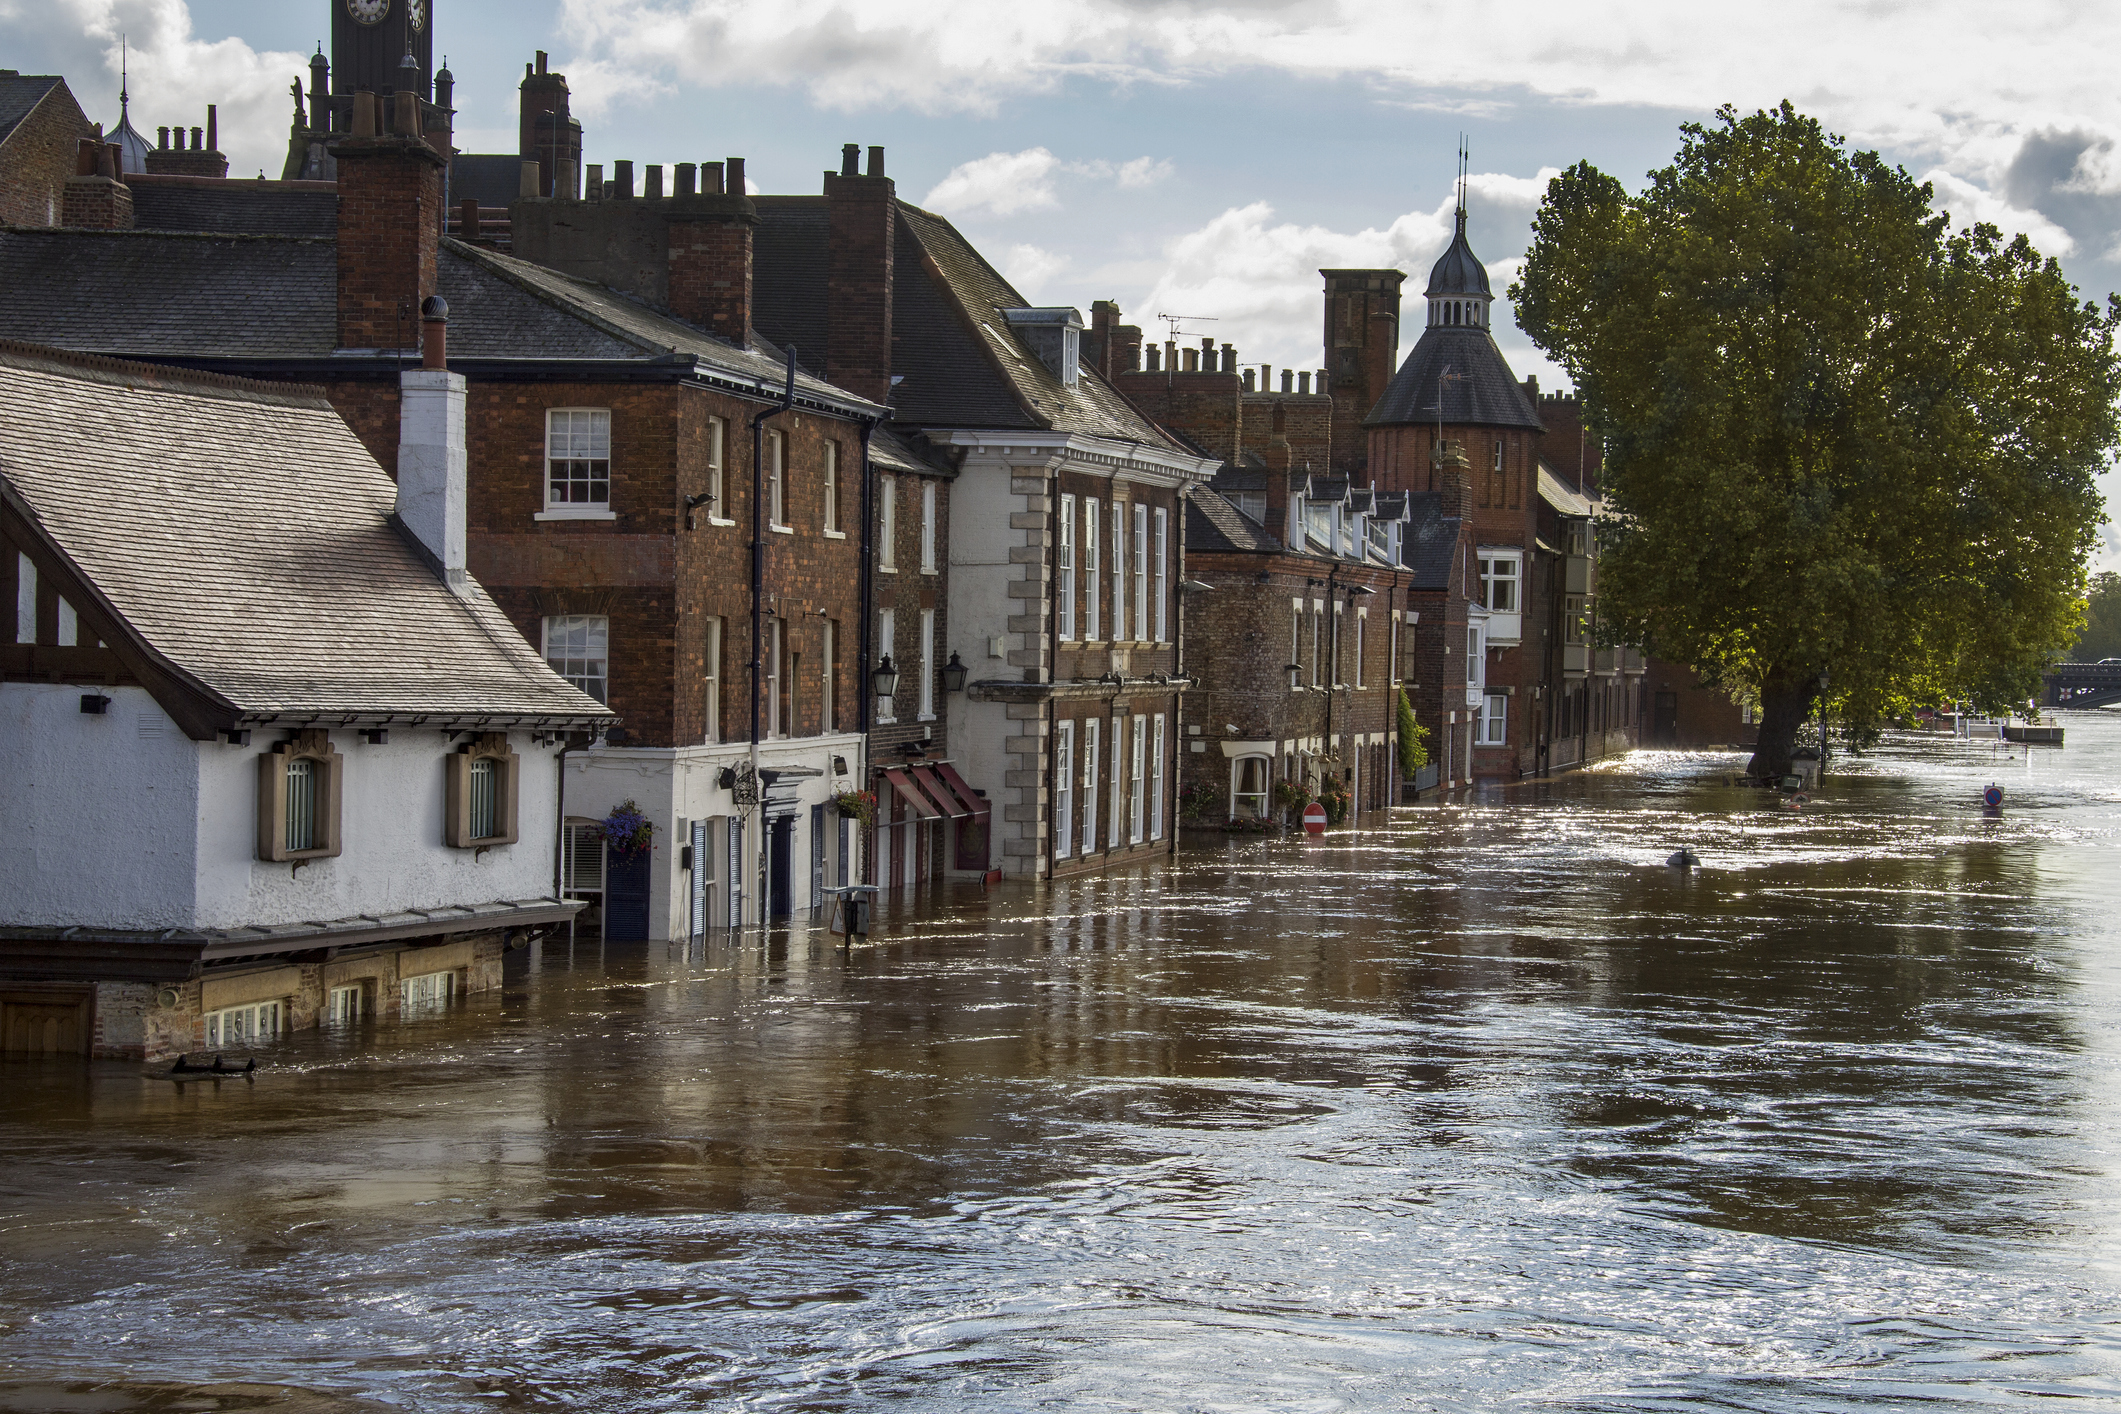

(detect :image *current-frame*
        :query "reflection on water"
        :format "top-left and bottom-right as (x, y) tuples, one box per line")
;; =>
(4, 723), (2120, 1411)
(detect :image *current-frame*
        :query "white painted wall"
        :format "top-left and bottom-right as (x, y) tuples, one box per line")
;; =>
(0, 685), (565, 932)
(0, 684), (203, 929)
(194, 726), (563, 929)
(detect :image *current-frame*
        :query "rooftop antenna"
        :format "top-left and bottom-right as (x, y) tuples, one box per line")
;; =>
(1156, 313), (1218, 340)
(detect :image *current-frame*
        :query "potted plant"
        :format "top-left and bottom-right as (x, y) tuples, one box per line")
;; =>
(832, 789), (877, 828)
(1272, 779), (1311, 823)
(601, 799), (656, 859)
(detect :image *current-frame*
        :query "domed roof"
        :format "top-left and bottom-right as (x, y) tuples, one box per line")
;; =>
(1425, 209), (1491, 299)
(1364, 324), (1543, 431)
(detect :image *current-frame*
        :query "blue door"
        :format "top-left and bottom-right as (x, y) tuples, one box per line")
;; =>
(604, 846), (652, 940)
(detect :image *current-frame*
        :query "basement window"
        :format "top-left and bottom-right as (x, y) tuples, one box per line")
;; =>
(205, 1000), (282, 1049)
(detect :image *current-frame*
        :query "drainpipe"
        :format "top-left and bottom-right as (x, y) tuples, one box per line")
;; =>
(1046, 464), (1060, 879)
(750, 344), (798, 925)
(856, 415), (876, 885)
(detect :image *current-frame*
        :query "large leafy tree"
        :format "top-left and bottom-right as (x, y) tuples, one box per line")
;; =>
(1513, 103), (2120, 776)
(2072, 570), (2121, 661)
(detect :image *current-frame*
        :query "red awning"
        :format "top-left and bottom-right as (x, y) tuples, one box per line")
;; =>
(932, 761), (994, 873)
(911, 764), (973, 820)
(880, 766), (942, 820)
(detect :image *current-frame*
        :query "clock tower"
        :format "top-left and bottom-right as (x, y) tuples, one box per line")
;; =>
(332, 0), (434, 102)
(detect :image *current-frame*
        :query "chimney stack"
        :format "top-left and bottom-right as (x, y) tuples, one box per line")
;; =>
(665, 161), (757, 339)
(397, 295), (468, 593)
(824, 144), (895, 403)
(331, 103), (444, 351)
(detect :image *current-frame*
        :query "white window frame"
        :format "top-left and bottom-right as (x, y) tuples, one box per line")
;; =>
(1290, 598), (1302, 687)
(1150, 713), (1166, 840)
(14, 552), (34, 644)
(821, 618), (837, 733)
(1482, 692), (1509, 746)
(1479, 548), (1524, 644)
(1311, 601), (1323, 687)
(703, 615), (722, 742)
(822, 439), (842, 535)
(877, 607), (896, 723)
(1058, 493), (1077, 641)
(1054, 720), (1075, 858)
(1355, 609), (1367, 688)
(1153, 506), (1169, 643)
(1128, 714), (1147, 844)
(766, 428), (790, 531)
(205, 999), (281, 1049)
(1111, 502), (1127, 642)
(879, 476), (898, 571)
(1388, 611), (1401, 685)
(1109, 711), (1124, 846)
(1231, 755), (1270, 820)
(920, 480), (937, 572)
(538, 408), (615, 520)
(1132, 503), (1149, 643)
(1083, 497), (1101, 641)
(326, 983), (366, 1025)
(401, 969), (456, 1014)
(706, 416), (731, 523)
(917, 608), (936, 721)
(1081, 718), (1100, 853)
(542, 615), (609, 703)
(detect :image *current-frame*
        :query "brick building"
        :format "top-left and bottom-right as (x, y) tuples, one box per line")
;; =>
(0, 73), (98, 228)
(1365, 202), (1646, 778)
(0, 109), (891, 942)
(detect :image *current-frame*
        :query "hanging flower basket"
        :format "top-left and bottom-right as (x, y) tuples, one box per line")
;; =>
(1273, 780), (1311, 814)
(832, 789), (877, 828)
(601, 799), (656, 859)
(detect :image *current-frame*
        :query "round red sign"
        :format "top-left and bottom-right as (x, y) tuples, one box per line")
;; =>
(1302, 802), (1328, 835)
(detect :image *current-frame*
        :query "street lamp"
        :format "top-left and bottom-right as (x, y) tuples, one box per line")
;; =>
(940, 651), (968, 694)
(872, 654), (900, 702)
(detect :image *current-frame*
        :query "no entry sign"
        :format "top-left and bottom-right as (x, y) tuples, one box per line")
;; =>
(1302, 802), (1328, 835)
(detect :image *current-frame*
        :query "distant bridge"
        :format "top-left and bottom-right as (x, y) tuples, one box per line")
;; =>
(2044, 661), (2121, 709)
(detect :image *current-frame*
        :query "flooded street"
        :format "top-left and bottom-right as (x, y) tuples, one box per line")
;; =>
(4, 722), (2120, 1412)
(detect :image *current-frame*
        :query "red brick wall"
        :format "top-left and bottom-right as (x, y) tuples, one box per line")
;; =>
(825, 172), (894, 404)
(667, 208), (753, 339)
(1321, 269), (1403, 479)
(1113, 370), (1243, 464)
(0, 83), (96, 227)
(332, 135), (444, 350)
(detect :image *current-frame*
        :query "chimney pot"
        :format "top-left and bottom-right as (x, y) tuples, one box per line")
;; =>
(352, 92), (377, 138)
(645, 163), (664, 199)
(1243, 368), (1256, 392)
(585, 163), (603, 200)
(75, 139), (99, 177)
(206, 105), (217, 153)
(1281, 369), (1293, 393)
(1298, 372), (1311, 394)
(1145, 345), (1159, 372)
(156, 126), (168, 150)
(726, 157), (745, 194)
(867, 145), (885, 178)
(1183, 347), (1199, 373)
(613, 159), (634, 198)
(99, 143), (118, 180)
(537, 51), (549, 74)
(675, 162), (697, 197)
(190, 126), (203, 150)
(841, 143), (859, 177)
(519, 160), (541, 197)
(420, 295), (449, 369)
(701, 161), (723, 195)
(460, 197), (481, 237)
(554, 158), (577, 198)
(1221, 342), (1236, 373)
(392, 94), (421, 137)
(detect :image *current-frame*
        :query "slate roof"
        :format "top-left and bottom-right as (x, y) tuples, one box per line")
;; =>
(128, 177), (338, 237)
(1399, 490), (1457, 590)
(0, 75), (63, 146)
(1426, 210), (1493, 298)
(1366, 325), (1545, 431)
(1185, 489), (1282, 555)
(1537, 463), (1593, 517)
(0, 229), (884, 412)
(751, 195), (1192, 451)
(0, 342), (613, 726)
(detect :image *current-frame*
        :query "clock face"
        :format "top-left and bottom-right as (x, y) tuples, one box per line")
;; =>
(346, 0), (388, 24)
(407, 0), (425, 31)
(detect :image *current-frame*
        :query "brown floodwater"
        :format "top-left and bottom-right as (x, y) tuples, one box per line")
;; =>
(4, 720), (2119, 1411)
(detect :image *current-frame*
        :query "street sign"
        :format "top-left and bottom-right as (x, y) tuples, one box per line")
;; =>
(1302, 802), (1327, 835)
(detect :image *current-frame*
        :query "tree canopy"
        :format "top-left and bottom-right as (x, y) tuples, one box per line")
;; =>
(1512, 102), (2120, 773)
(2072, 570), (2121, 661)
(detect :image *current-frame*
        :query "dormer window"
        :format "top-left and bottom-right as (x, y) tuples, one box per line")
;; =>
(1000, 308), (1084, 387)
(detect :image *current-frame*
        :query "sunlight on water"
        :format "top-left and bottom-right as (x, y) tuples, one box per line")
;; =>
(3, 720), (2120, 1411)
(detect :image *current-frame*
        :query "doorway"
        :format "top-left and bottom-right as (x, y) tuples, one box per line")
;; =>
(1653, 691), (1679, 746)
(768, 816), (795, 920)
(2, 991), (90, 1056)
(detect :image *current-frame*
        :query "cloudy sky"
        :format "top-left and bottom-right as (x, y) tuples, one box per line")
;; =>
(10, 0), (2120, 562)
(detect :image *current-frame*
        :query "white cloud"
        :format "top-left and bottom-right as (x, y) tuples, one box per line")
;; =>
(2, 0), (306, 179)
(1920, 168), (2074, 255)
(923, 147), (1175, 216)
(1001, 243), (1069, 301)
(1126, 170), (1558, 382)
(923, 148), (1062, 216)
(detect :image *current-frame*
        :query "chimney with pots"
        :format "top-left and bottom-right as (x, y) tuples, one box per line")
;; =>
(664, 160), (758, 339)
(824, 142), (895, 403)
(331, 90), (444, 352)
(62, 139), (133, 230)
(395, 295), (469, 593)
(144, 105), (229, 178)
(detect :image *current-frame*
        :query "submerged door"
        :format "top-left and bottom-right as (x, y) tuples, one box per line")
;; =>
(1, 992), (89, 1055)
(768, 817), (795, 920)
(604, 847), (652, 940)
(1653, 691), (1680, 746)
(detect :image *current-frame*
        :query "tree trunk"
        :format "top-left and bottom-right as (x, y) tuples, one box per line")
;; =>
(1747, 676), (1817, 779)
